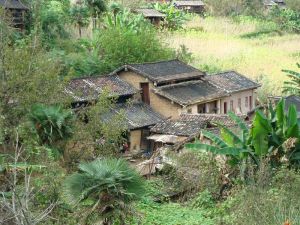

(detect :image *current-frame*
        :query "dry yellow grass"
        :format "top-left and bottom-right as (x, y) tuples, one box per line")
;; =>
(166, 16), (300, 95)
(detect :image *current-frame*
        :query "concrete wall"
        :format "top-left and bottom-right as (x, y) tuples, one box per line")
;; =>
(220, 89), (256, 114)
(118, 71), (182, 119)
(181, 90), (256, 115)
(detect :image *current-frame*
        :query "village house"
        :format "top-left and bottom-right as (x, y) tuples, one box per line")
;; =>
(66, 75), (164, 153)
(0, 0), (28, 30)
(134, 8), (165, 27)
(111, 59), (260, 119)
(173, 0), (205, 14)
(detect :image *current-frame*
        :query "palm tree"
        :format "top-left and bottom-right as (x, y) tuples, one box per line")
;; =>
(63, 158), (145, 225)
(29, 104), (74, 146)
(283, 63), (300, 95)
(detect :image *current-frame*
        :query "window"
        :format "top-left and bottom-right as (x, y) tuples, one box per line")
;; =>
(245, 97), (249, 108)
(249, 96), (253, 110)
(197, 104), (206, 114)
(238, 98), (242, 110)
(224, 102), (227, 114)
(230, 100), (234, 111)
(187, 108), (192, 114)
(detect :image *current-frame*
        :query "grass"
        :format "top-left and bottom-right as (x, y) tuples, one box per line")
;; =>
(166, 16), (300, 95)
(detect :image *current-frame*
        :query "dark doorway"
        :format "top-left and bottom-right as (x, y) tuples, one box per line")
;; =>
(140, 83), (150, 105)
(249, 96), (253, 110)
(224, 102), (228, 114)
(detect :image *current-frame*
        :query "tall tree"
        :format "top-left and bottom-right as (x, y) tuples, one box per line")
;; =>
(85, 0), (107, 29)
(70, 1), (90, 37)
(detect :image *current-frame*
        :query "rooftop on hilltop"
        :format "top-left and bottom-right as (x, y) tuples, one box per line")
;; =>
(111, 59), (206, 85)
(154, 80), (228, 106)
(134, 8), (166, 18)
(102, 102), (165, 130)
(0, 0), (28, 9)
(65, 75), (137, 102)
(204, 71), (260, 94)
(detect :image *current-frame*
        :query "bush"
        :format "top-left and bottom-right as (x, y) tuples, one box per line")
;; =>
(92, 26), (174, 74)
(221, 166), (300, 225)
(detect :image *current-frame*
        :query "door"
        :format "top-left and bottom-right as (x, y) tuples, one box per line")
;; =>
(249, 96), (253, 110)
(224, 102), (227, 114)
(140, 83), (150, 105)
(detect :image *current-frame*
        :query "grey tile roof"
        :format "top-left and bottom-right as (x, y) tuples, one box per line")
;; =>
(134, 8), (165, 17)
(174, 1), (205, 6)
(204, 71), (260, 94)
(66, 75), (137, 102)
(154, 80), (228, 106)
(151, 113), (247, 137)
(0, 0), (28, 9)
(102, 102), (165, 130)
(112, 59), (205, 85)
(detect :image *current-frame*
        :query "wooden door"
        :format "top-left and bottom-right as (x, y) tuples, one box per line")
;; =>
(140, 83), (150, 105)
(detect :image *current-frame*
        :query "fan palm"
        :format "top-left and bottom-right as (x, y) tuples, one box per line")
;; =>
(29, 104), (74, 146)
(283, 63), (300, 95)
(63, 158), (145, 224)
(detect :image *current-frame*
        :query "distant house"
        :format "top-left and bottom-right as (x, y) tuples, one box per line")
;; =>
(111, 60), (260, 119)
(0, 0), (28, 30)
(134, 8), (165, 26)
(66, 75), (164, 152)
(173, 0), (205, 14)
(269, 95), (300, 118)
(204, 71), (260, 115)
(264, 0), (286, 9)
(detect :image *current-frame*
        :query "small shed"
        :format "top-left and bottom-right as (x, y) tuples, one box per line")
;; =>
(173, 0), (205, 14)
(0, 0), (29, 30)
(134, 8), (165, 26)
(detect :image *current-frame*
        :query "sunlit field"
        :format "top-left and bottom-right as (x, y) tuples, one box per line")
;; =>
(166, 16), (300, 95)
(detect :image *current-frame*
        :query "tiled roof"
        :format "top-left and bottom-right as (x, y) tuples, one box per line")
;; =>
(134, 8), (165, 17)
(102, 102), (165, 130)
(151, 113), (246, 137)
(66, 75), (137, 102)
(204, 71), (260, 94)
(112, 59), (205, 85)
(0, 0), (28, 9)
(174, 1), (205, 6)
(154, 80), (228, 106)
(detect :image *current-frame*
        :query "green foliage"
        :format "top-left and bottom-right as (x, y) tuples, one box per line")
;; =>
(152, 2), (188, 30)
(103, 8), (150, 33)
(37, 0), (71, 46)
(191, 190), (215, 209)
(137, 198), (214, 225)
(205, 0), (264, 17)
(282, 63), (300, 95)
(223, 167), (300, 225)
(92, 24), (174, 73)
(63, 158), (145, 223)
(187, 101), (300, 169)
(268, 7), (300, 33)
(29, 104), (74, 146)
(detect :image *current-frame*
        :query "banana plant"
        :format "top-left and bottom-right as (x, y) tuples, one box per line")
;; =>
(186, 112), (256, 167)
(186, 99), (300, 168)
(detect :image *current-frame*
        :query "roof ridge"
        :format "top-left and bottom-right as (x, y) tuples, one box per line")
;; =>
(128, 59), (180, 66)
(70, 74), (112, 81)
(156, 80), (204, 89)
